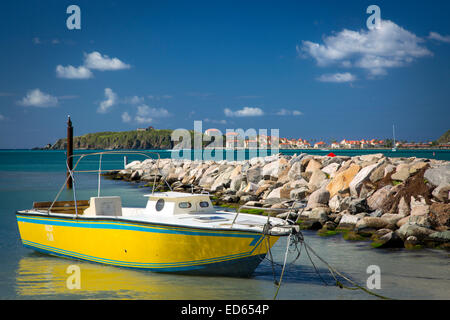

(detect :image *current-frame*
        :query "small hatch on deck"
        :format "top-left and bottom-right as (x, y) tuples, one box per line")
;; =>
(194, 216), (229, 223)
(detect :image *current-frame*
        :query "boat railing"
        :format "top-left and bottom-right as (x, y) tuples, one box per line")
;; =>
(48, 151), (167, 217)
(230, 200), (306, 230)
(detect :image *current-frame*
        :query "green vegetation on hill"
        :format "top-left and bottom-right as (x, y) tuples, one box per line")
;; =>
(51, 129), (177, 150)
(50, 128), (216, 150)
(436, 130), (450, 145)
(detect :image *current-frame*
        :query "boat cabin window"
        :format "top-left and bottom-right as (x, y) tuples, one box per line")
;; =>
(178, 202), (192, 209)
(199, 201), (209, 208)
(155, 199), (165, 212)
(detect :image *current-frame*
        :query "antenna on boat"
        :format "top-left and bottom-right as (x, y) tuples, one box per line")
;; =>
(66, 115), (74, 189)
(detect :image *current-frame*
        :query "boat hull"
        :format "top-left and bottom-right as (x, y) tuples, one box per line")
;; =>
(16, 213), (279, 277)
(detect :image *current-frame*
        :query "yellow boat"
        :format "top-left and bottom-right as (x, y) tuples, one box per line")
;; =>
(16, 152), (299, 277)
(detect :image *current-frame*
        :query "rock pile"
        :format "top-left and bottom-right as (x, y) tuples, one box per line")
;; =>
(106, 153), (450, 249)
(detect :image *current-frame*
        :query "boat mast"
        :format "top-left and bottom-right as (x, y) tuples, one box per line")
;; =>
(67, 116), (74, 189)
(392, 124), (396, 148)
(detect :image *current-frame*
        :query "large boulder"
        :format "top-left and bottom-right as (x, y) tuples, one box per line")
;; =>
(266, 186), (290, 200)
(337, 214), (361, 230)
(381, 213), (406, 225)
(356, 217), (390, 232)
(246, 166), (262, 184)
(306, 187), (330, 209)
(428, 203), (450, 229)
(410, 196), (429, 217)
(308, 207), (331, 224)
(369, 162), (388, 183)
(287, 161), (303, 181)
(328, 194), (342, 212)
(348, 198), (369, 214)
(261, 158), (289, 180)
(432, 183), (450, 202)
(308, 169), (328, 192)
(424, 164), (450, 187)
(305, 159), (322, 173)
(322, 163), (340, 178)
(349, 163), (380, 197)
(290, 187), (308, 200)
(398, 196), (410, 216)
(326, 164), (361, 198)
(367, 185), (392, 211)
(396, 223), (434, 241)
(391, 163), (411, 182)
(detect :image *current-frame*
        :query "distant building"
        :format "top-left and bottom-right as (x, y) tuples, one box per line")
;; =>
(204, 128), (220, 136)
(314, 141), (327, 149)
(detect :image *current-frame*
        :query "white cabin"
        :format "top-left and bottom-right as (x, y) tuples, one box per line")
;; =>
(144, 192), (215, 215)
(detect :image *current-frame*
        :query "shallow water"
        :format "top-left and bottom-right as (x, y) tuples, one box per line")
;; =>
(0, 150), (449, 299)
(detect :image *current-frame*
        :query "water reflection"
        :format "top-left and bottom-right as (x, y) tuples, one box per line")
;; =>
(15, 252), (278, 299)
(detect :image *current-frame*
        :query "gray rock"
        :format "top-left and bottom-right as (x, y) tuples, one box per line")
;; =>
(432, 183), (450, 202)
(290, 187), (308, 200)
(246, 166), (262, 184)
(328, 194), (342, 212)
(309, 207), (331, 223)
(337, 214), (361, 230)
(356, 217), (390, 231)
(306, 187), (330, 209)
(349, 163), (380, 197)
(349, 198), (369, 214)
(287, 162), (302, 181)
(424, 164), (450, 187)
(322, 163), (340, 177)
(369, 209), (384, 217)
(367, 185), (392, 211)
(396, 223), (434, 241)
(428, 231), (450, 243)
(391, 163), (411, 181)
(308, 169), (327, 192)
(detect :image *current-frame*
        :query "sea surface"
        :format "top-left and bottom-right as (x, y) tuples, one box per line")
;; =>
(0, 149), (449, 300)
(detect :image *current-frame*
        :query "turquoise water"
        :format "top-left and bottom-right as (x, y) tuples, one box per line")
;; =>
(0, 150), (449, 299)
(0, 148), (449, 172)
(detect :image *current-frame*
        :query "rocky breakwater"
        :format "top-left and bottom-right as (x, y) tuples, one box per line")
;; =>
(105, 153), (450, 250)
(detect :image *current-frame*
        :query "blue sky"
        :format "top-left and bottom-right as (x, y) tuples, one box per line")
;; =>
(0, 0), (449, 148)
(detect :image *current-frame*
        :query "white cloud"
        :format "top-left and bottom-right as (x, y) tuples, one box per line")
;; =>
(56, 65), (93, 79)
(134, 105), (171, 124)
(276, 108), (303, 116)
(124, 96), (145, 105)
(137, 104), (171, 118)
(298, 20), (432, 77)
(97, 88), (117, 114)
(317, 72), (357, 83)
(83, 51), (130, 71)
(32, 37), (41, 44)
(121, 112), (131, 123)
(428, 31), (450, 43)
(0, 114), (5, 121)
(204, 118), (227, 124)
(18, 89), (58, 107)
(224, 107), (264, 117)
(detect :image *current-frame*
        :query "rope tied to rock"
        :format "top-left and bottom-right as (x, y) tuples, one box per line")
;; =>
(263, 225), (394, 300)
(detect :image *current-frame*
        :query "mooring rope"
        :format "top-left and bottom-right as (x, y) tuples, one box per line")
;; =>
(265, 227), (394, 300)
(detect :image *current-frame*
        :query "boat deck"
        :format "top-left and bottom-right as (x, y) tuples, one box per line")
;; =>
(18, 207), (294, 236)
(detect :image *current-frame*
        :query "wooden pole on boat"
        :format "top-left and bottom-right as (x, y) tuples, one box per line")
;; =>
(66, 116), (73, 189)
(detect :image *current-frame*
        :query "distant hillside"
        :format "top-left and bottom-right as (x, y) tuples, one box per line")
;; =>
(51, 129), (178, 150)
(436, 130), (450, 145)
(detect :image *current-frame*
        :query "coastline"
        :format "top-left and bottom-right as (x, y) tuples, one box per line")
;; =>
(104, 152), (450, 251)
